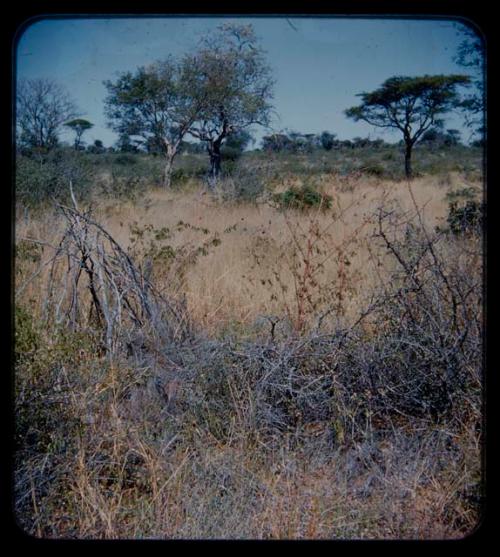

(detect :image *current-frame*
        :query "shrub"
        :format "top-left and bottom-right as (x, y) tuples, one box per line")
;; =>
(363, 163), (385, 177)
(113, 154), (138, 166)
(16, 150), (93, 207)
(218, 162), (270, 203)
(170, 168), (190, 187)
(273, 184), (332, 210)
(446, 200), (484, 235)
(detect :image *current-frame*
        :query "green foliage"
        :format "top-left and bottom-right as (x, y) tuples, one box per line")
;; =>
(363, 163), (386, 177)
(273, 184), (332, 210)
(222, 130), (254, 160)
(16, 149), (93, 207)
(170, 168), (190, 187)
(187, 24), (274, 181)
(218, 161), (270, 202)
(87, 139), (106, 154)
(15, 304), (39, 365)
(320, 131), (336, 151)
(345, 75), (470, 139)
(64, 118), (94, 149)
(345, 74), (471, 177)
(114, 153), (138, 165)
(446, 200), (484, 235)
(445, 186), (477, 202)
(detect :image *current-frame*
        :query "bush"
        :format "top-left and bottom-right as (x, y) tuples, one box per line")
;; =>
(113, 154), (138, 166)
(16, 150), (93, 207)
(363, 163), (385, 177)
(446, 200), (484, 235)
(218, 162), (270, 203)
(170, 168), (190, 187)
(273, 184), (332, 210)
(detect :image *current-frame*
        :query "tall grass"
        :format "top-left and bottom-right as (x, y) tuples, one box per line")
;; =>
(14, 170), (484, 539)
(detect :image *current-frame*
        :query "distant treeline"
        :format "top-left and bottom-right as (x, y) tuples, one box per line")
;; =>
(260, 127), (481, 154)
(19, 126), (479, 159)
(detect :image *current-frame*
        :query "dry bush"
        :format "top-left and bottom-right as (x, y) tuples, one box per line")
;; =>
(14, 175), (483, 539)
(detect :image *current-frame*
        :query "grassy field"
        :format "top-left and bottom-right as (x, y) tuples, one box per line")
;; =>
(14, 151), (484, 539)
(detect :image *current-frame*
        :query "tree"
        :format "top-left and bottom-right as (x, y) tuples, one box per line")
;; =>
(104, 56), (204, 187)
(320, 131), (336, 151)
(87, 139), (105, 154)
(115, 134), (140, 153)
(218, 130), (254, 164)
(421, 127), (462, 147)
(345, 75), (470, 178)
(65, 118), (94, 150)
(262, 133), (292, 153)
(454, 24), (485, 141)
(16, 78), (78, 152)
(187, 24), (274, 187)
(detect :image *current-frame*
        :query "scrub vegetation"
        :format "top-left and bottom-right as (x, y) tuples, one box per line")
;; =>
(14, 22), (485, 540)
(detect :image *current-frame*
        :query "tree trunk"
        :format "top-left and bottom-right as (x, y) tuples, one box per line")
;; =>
(208, 140), (222, 189)
(162, 144), (177, 188)
(404, 142), (413, 179)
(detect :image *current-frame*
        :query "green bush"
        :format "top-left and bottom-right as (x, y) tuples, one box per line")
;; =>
(14, 304), (39, 366)
(446, 200), (484, 235)
(363, 163), (386, 177)
(114, 154), (138, 166)
(171, 168), (190, 187)
(16, 150), (93, 207)
(273, 184), (332, 210)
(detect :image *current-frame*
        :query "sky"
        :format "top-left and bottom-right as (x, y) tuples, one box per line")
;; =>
(15, 16), (482, 148)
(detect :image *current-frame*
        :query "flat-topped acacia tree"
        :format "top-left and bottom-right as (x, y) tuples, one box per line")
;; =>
(64, 118), (94, 150)
(187, 24), (275, 187)
(345, 75), (470, 178)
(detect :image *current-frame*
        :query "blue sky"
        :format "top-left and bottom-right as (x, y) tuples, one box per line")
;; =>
(15, 16), (481, 148)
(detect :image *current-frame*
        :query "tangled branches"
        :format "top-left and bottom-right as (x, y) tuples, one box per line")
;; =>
(41, 189), (191, 359)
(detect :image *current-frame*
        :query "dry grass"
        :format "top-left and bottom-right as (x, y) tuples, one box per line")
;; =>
(16, 172), (480, 334)
(14, 171), (484, 539)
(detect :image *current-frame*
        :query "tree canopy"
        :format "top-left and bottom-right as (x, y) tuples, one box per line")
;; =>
(17, 78), (79, 152)
(345, 74), (470, 177)
(65, 118), (94, 150)
(187, 24), (275, 184)
(104, 56), (204, 185)
(454, 25), (485, 141)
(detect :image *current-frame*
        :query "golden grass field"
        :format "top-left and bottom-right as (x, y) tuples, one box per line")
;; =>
(16, 171), (481, 334)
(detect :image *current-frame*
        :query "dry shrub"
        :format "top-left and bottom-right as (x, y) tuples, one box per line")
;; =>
(14, 177), (483, 539)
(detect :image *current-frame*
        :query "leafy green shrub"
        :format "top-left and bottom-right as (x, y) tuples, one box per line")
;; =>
(221, 145), (244, 162)
(14, 304), (39, 366)
(273, 184), (332, 210)
(363, 163), (385, 177)
(445, 186), (477, 202)
(16, 150), (93, 207)
(382, 151), (396, 161)
(446, 200), (484, 235)
(171, 168), (190, 187)
(113, 154), (138, 166)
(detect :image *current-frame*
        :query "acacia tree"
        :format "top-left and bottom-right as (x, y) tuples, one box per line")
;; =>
(65, 118), (94, 150)
(16, 78), (78, 152)
(345, 75), (470, 178)
(104, 57), (204, 187)
(187, 24), (274, 187)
